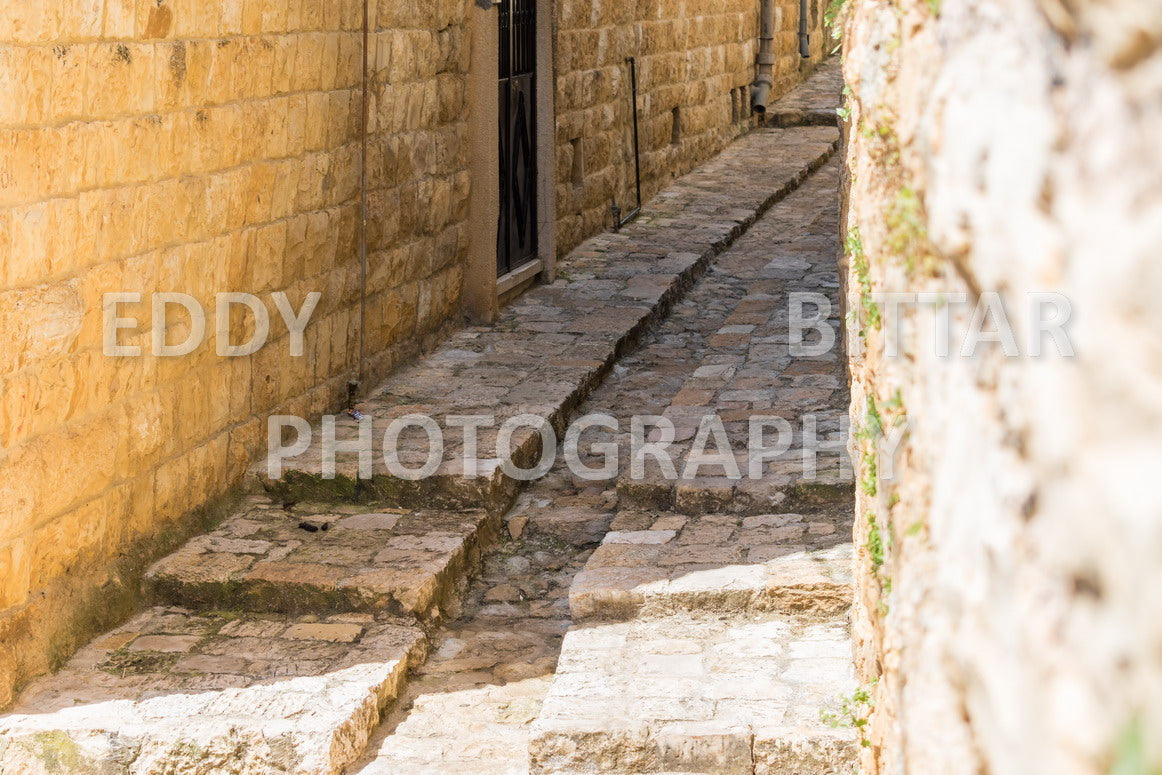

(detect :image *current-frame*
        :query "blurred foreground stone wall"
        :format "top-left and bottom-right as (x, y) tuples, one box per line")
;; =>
(840, 0), (1162, 772)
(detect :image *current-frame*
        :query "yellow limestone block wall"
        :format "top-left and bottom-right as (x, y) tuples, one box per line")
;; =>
(840, 0), (1162, 771)
(553, 0), (831, 254)
(0, 0), (470, 707)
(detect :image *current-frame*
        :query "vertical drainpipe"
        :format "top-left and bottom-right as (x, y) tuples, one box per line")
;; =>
(751, 0), (776, 114)
(799, 0), (812, 58)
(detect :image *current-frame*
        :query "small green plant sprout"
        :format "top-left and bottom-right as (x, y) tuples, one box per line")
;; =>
(837, 85), (854, 122)
(878, 574), (893, 616)
(821, 680), (877, 748)
(885, 186), (936, 274)
(864, 395), (884, 438)
(856, 397), (882, 498)
(883, 388), (908, 426)
(866, 512), (885, 572)
(1109, 717), (1162, 775)
(824, 0), (850, 52)
(847, 227), (881, 339)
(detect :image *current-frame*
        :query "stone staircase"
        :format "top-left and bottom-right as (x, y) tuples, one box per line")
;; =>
(0, 63), (849, 775)
(527, 504), (858, 775)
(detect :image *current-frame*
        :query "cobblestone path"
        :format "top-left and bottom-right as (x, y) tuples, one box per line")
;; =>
(355, 159), (854, 774)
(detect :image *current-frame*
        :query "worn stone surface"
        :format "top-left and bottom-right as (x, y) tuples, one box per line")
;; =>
(528, 614), (857, 775)
(0, 608), (425, 775)
(839, 0), (1162, 773)
(524, 155), (856, 775)
(145, 497), (494, 617)
(554, 0), (836, 254)
(613, 158), (851, 515)
(570, 513), (853, 621)
(354, 86), (851, 775)
(352, 531), (587, 775)
(762, 59), (844, 127)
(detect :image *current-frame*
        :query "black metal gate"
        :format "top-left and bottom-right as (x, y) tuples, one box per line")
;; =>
(497, 0), (537, 276)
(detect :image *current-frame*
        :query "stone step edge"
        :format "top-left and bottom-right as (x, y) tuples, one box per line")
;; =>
(617, 476), (855, 517)
(528, 719), (858, 775)
(246, 132), (841, 516)
(0, 618), (428, 775)
(144, 508), (504, 623)
(568, 545), (855, 623)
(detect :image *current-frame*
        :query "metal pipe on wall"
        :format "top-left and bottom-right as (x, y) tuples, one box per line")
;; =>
(750, 0), (776, 114)
(799, 0), (811, 58)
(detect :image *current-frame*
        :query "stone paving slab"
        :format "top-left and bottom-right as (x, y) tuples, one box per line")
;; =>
(569, 511), (854, 622)
(614, 158), (852, 515)
(146, 495), (495, 618)
(350, 525), (590, 775)
(0, 607), (425, 775)
(254, 124), (841, 514)
(763, 59), (844, 127)
(528, 613), (858, 775)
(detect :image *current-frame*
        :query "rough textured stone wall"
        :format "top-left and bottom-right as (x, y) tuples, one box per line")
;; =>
(840, 0), (1162, 772)
(0, 0), (468, 707)
(554, 0), (831, 253)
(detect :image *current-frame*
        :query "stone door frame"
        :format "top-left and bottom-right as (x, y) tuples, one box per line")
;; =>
(465, 0), (558, 322)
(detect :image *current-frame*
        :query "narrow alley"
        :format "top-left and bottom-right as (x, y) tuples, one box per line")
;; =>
(1, 69), (857, 774)
(4, 0), (1160, 770)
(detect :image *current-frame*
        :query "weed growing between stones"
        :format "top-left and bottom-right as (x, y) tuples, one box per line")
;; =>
(856, 395), (883, 498)
(822, 680), (878, 748)
(885, 186), (938, 275)
(1108, 717), (1162, 775)
(825, 0), (851, 53)
(838, 85), (855, 122)
(846, 227), (882, 340)
(866, 514), (885, 573)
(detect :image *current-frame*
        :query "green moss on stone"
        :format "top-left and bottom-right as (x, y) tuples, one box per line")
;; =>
(26, 731), (85, 774)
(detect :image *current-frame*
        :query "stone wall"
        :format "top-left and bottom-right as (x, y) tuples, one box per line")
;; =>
(0, 0), (469, 707)
(839, 0), (1162, 772)
(553, 0), (831, 253)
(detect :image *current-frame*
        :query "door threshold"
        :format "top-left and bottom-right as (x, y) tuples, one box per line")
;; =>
(497, 258), (544, 299)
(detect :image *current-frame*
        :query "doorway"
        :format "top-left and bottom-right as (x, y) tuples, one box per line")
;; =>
(497, 0), (538, 277)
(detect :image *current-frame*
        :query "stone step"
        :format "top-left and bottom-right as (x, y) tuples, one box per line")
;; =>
(146, 495), (497, 619)
(528, 612), (859, 775)
(569, 512), (854, 622)
(0, 607), (425, 775)
(617, 463), (853, 516)
(761, 58), (844, 128)
(250, 125), (841, 515)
